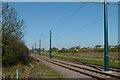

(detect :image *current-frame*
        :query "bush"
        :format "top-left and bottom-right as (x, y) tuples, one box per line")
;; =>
(18, 52), (30, 65)
(2, 55), (17, 66)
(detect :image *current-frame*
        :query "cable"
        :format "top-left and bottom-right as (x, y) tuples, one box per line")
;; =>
(52, 1), (89, 32)
(53, 9), (120, 47)
(57, 8), (119, 40)
(52, 1), (119, 33)
(108, 2), (120, 6)
(87, 2), (120, 6)
(39, 35), (49, 38)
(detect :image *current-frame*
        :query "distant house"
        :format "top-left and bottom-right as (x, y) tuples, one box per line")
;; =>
(109, 45), (115, 49)
(95, 45), (116, 49)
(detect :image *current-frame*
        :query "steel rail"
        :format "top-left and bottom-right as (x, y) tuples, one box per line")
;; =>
(40, 55), (120, 79)
(31, 55), (106, 80)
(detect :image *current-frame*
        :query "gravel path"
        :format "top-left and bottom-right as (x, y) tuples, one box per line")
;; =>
(31, 54), (91, 78)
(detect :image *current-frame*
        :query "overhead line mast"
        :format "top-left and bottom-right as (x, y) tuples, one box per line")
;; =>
(104, 0), (109, 71)
(50, 30), (52, 58)
(39, 39), (41, 55)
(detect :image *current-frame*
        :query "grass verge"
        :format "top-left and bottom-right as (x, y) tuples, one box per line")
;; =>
(2, 56), (64, 78)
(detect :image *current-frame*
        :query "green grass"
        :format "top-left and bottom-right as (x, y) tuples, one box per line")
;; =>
(41, 53), (120, 68)
(28, 61), (64, 78)
(2, 64), (30, 78)
(2, 56), (64, 78)
(54, 55), (120, 68)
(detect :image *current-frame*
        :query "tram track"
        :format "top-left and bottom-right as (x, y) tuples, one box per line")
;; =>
(31, 54), (120, 80)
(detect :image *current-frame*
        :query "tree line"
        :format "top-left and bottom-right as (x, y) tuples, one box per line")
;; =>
(2, 3), (29, 66)
(32, 45), (119, 54)
(52, 45), (119, 53)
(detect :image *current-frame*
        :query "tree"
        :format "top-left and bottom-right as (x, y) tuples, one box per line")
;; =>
(59, 48), (68, 53)
(2, 3), (29, 65)
(95, 45), (102, 49)
(51, 47), (58, 53)
(76, 46), (80, 50)
(94, 45), (103, 52)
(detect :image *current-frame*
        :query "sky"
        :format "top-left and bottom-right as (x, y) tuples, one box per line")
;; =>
(2, 0), (120, 2)
(8, 2), (118, 50)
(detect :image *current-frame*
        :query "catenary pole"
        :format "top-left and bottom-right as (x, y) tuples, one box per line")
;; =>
(50, 30), (52, 58)
(39, 39), (41, 55)
(35, 43), (36, 54)
(104, 0), (109, 71)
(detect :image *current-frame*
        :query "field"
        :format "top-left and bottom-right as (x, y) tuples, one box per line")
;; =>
(41, 52), (120, 68)
(54, 52), (119, 61)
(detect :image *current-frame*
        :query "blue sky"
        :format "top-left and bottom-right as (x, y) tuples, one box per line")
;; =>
(8, 2), (118, 50)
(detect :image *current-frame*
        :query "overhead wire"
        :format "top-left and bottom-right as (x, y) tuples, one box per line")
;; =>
(38, 2), (119, 48)
(52, 1), (89, 32)
(108, 2), (120, 5)
(41, 1), (119, 38)
(53, 8), (119, 47)
(89, 2), (120, 5)
(57, 6), (119, 40)
(52, 1), (119, 38)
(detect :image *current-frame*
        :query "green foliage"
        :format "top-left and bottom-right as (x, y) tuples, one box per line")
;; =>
(58, 48), (68, 53)
(2, 54), (17, 65)
(2, 3), (29, 66)
(3, 56), (64, 78)
(109, 47), (118, 52)
(57, 45), (118, 53)
(51, 47), (58, 53)
(18, 53), (30, 65)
